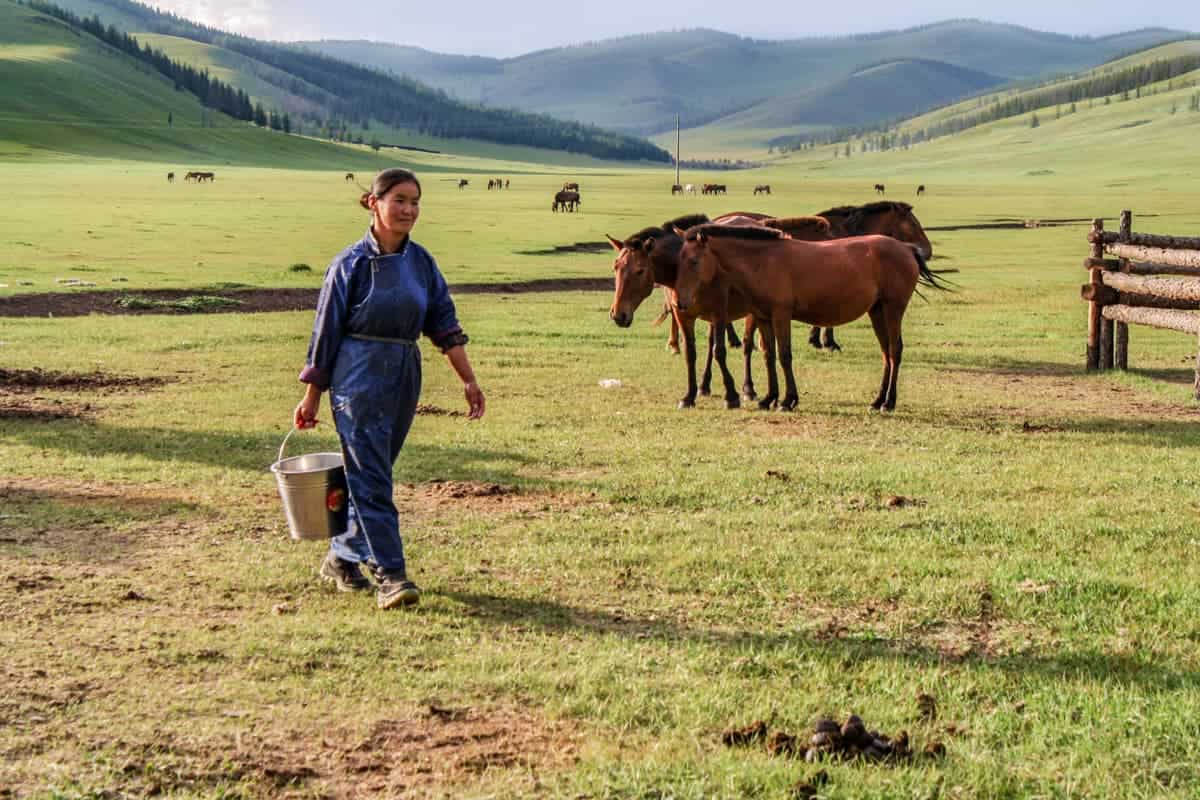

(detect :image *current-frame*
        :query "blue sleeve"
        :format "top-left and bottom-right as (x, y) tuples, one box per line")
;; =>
(422, 256), (467, 352)
(299, 255), (355, 388)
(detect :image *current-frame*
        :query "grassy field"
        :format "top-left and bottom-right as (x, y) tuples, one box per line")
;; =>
(4, 107), (1200, 800)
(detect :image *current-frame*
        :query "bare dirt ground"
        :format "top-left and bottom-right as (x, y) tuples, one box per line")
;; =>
(0, 278), (612, 318)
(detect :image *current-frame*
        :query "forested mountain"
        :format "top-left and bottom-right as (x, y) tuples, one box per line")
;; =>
(29, 0), (672, 162)
(304, 22), (1187, 135)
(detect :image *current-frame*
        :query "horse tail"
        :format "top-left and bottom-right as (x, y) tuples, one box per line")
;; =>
(910, 245), (955, 297)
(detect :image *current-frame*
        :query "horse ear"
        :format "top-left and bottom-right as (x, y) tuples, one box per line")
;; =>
(642, 236), (655, 253)
(696, 231), (707, 245)
(605, 234), (624, 251)
(670, 225), (686, 239)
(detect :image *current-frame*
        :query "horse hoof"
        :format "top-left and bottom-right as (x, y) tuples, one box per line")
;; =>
(698, 387), (712, 397)
(742, 390), (757, 401)
(725, 396), (741, 410)
(678, 399), (696, 409)
(826, 343), (842, 353)
(667, 346), (680, 355)
(781, 397), (799, 411)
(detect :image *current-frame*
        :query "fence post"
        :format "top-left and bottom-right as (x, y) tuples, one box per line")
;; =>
(1087, 219), (1105, 371)
(1115, 210), (1132, 369)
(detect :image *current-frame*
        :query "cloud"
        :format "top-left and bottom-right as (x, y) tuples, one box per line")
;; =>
(148, 0), (276, 39)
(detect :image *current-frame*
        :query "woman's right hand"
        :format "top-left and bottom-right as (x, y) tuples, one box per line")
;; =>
(294, 387), (321, 429)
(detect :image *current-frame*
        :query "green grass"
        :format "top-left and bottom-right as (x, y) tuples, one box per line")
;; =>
(4, 55), (1200, 798)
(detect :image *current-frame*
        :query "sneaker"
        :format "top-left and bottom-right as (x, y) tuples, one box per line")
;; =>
(373, 567), (420, 609)
(319, 552), (371, 592)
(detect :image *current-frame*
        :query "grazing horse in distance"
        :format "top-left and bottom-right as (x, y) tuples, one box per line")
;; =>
(562, 181), (580, 191)
(196, 172), (215, 182)
(183, 171), (198, 181)
(167, 172), (174, 182)
(753, 184), (771, 195)
(916, 184), (925, 197)
(684, 184), (696, 194)
(345, 172), (355, 182)
(803, 200), (934, 351)
(505, 179), (510, 189)
(488, 179), (497, 190)
(674, 224), (948, 411)
(874, 183), (886, 195)
(552, 190), (581, 212)
(671, 184), (684, 195)
(458, 179), (469, 189)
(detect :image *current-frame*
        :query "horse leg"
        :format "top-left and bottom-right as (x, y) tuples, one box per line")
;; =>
(679, 316), (699, 409)
(712, 318), (740, 409)
(775, 315), (799, 411)
(725, 322), (741, 350)
(822, 327), (841, 352)
(699, 323), (715, 396)
(883, 316), (904, 411)
(757, 323), (779, 410)
(666, 301), (681, 354)
(741, 317), (757, 400)
(867, 305), (894, 411)
(807, 325), (823, 350)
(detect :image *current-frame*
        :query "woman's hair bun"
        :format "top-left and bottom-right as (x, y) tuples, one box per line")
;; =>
(359, 192), (372, 210)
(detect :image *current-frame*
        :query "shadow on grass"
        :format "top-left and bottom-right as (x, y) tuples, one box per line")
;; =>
(440, 591), (1199, 692)
(1, 420), (538, 484)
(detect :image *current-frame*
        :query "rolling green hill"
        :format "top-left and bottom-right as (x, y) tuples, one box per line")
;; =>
(302, 21), (1187, 135)
(724, 59), (1005, 129)
(30, 0), (672, 163)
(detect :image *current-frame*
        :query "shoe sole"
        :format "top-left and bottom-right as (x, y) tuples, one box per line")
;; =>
(377, 589), (420, 609)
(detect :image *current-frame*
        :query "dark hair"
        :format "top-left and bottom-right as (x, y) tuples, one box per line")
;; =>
(359, 168), (422, 209)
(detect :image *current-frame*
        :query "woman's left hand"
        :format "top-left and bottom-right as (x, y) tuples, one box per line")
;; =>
(464, 382), (486, 420)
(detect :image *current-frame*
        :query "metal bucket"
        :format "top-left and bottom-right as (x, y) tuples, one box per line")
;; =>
(270, 427), (349, 541)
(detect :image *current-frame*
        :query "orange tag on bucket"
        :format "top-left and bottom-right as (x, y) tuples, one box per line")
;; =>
(326, 488), (346, 513)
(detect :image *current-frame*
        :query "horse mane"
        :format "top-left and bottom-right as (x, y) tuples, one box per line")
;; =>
(686, 224), (785, 242)
(623, 214), (710, 248)
(764, 216), (831, 238)
(816, 201), (913, 233)
(663, 213), (710, 233)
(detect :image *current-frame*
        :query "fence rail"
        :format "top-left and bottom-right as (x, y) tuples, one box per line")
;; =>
(1081, 210), (1200, 397)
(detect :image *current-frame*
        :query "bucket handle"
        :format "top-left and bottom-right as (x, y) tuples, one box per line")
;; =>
(276, 426), (318, 465)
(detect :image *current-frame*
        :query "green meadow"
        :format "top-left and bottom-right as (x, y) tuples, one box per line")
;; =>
(5, 51), (1200, 800)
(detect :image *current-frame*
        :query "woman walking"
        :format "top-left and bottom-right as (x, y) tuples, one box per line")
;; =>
(294, 168), (485, 609)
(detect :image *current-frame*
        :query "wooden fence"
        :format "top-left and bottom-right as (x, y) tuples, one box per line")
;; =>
(1082, 209), (1200, 398)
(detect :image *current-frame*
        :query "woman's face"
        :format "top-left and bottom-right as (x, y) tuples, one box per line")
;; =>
(371, 181), (421, 239)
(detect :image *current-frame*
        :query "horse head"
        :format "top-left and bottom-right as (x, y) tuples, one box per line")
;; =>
(607, 232), (661, 327)
(672, 226), (717, 313)
(891, 206), (933, 258)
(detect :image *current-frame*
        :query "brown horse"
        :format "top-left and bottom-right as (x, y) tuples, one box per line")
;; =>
(874, 183), (886, 195)
(916, 184), (925, 197)
(552, 190), (580, 212)
(805, 201), (934, 351)
(345, 172), (355, 182)
(167, 172), (174, 182)
(608, 214), (765, 408)
(674, 225), (948, 411)
(753, 185), (771, 195)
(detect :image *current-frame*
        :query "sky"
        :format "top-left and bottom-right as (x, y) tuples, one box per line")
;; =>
(147, 0), (1199, 57)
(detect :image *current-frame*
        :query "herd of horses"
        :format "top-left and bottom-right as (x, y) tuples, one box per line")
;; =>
(166, 171), (215, 182)
(607, 201), (947, 412)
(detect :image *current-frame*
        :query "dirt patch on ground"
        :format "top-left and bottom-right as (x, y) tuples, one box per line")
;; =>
(397, 480), (591, 519)
(0, 279), (612, 318)
(415, 403), (464, 418)
(4, 704), (580, 798)
(0, 396), (90, 420)
(0, 367), (169, 393)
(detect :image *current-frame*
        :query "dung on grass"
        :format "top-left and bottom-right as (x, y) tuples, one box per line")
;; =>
(289, 263), (312, 272)
(114, 294), (243, 312)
